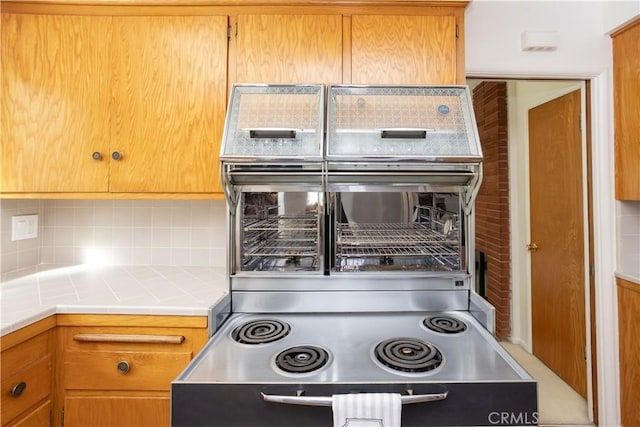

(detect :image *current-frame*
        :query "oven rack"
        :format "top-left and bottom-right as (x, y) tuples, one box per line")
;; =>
(243, 238), (318, 257)
(337, 243), (458, 258)
(335, 222), (459, 271)
(241, 214), (320, 272)
(243, 215), (318, 232)
(337, 223), (458, 247)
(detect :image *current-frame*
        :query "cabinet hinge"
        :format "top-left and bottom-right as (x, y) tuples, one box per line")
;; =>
(61, 409), (65, 426)
(455, 24), (459, 39)
(590, 264), (595, 277)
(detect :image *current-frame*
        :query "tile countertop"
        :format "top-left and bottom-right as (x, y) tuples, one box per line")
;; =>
(0, 264), (229, 337)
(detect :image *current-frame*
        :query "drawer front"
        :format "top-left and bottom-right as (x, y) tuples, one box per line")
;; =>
(1, 333), (50, 380)
(1, 356), (52, 426)
(64, 350), (192, 391)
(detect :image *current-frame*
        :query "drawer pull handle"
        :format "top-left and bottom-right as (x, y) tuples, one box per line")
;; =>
(73, 334), (185, 344)
(117, 361), (131, 375)
(10, 382), (27, 397)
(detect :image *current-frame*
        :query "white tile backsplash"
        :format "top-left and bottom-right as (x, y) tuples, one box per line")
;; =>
(617, 200), (640, 278)
(0, 200), (44, 275)
(1, 199), (227, 276)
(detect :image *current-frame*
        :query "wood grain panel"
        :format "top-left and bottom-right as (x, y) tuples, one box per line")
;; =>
(1, 332), (51, 378)
(351, 15), (456, 84)
(235, 14), (343, 84)
(55, 313), (208, 328)
(0, 316), (56, 353)
(10, 399), (51, 427)
(64, 396), (169, 427)
(529, 90), (587, 398)
(1, 14), (111, 192)
(612, 20), (640, 200)
(617, 278), (640, 427)
(110, 15), (228, 193)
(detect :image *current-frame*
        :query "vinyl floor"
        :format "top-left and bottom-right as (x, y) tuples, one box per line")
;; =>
(501, 342), (594, 427)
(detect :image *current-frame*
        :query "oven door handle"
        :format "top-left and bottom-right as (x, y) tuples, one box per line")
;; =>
(261, 391), (448, 407)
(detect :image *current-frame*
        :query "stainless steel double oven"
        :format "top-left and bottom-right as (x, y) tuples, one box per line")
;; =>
(171, 84), (538, 426)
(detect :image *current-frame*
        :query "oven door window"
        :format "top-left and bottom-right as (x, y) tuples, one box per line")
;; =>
(240, 192), (322, 272)
(333, 192), (462, 273)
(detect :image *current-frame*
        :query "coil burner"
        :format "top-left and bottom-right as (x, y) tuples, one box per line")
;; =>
(374, 337), (443, 373)
(423, 316), (467, 334)
(232, 319), (291, 344)
(275, 346), (330, 374)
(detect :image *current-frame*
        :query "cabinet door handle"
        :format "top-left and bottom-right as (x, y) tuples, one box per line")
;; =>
(10, 382), (27, 397)
(92, 152), (103, 161)
(73, 333), (185, 344)
(111, 151), (123, 161)
(117, 360), (131, 375)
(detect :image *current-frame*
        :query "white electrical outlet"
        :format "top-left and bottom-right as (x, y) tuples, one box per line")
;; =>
(11, 214), (38, 241)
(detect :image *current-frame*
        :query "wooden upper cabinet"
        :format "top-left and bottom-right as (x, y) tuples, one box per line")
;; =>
(351, 15), (457, 85)
(1, 14), (112, 192)
(110, 16), (228, 193)
(234, 15), (343, 84)
(612, 20), (640, 200)
(1, 2), (466, 197)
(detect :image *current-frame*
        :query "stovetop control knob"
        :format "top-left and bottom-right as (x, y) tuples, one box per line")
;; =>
(117, 360), (131, 375)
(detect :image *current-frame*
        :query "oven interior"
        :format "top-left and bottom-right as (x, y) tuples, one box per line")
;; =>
(236, 190), (464, 275)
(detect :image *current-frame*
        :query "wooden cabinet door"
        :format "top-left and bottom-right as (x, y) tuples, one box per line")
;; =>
(110, 16), (228, 193)
(613, 21), (640, 200)
(1, 14), (111, 192)
(64, 396), (169, 427)
(8, 400), (51, 427)
(351, 15), (457, 85)
(234, 15), (343, 84)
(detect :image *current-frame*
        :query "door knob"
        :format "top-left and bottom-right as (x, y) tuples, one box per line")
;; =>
(526, 243), (538, 252)
(111, 151), (123, 161)
(92, 152), (103, 161)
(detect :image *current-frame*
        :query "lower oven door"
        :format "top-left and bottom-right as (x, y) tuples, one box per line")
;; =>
(171, 381), (538, 427)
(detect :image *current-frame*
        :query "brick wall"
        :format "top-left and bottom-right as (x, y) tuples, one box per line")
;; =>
(472, 82), (511, 340)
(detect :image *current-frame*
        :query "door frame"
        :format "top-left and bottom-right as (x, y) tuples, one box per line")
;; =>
(517, 82), (591, 401)
(468, 71), (619, 426)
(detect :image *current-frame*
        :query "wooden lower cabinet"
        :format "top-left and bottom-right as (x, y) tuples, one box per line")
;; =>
(617, 278), (640, 427)
(0, 317), (56, 427)
(55, 314), (209, 427)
